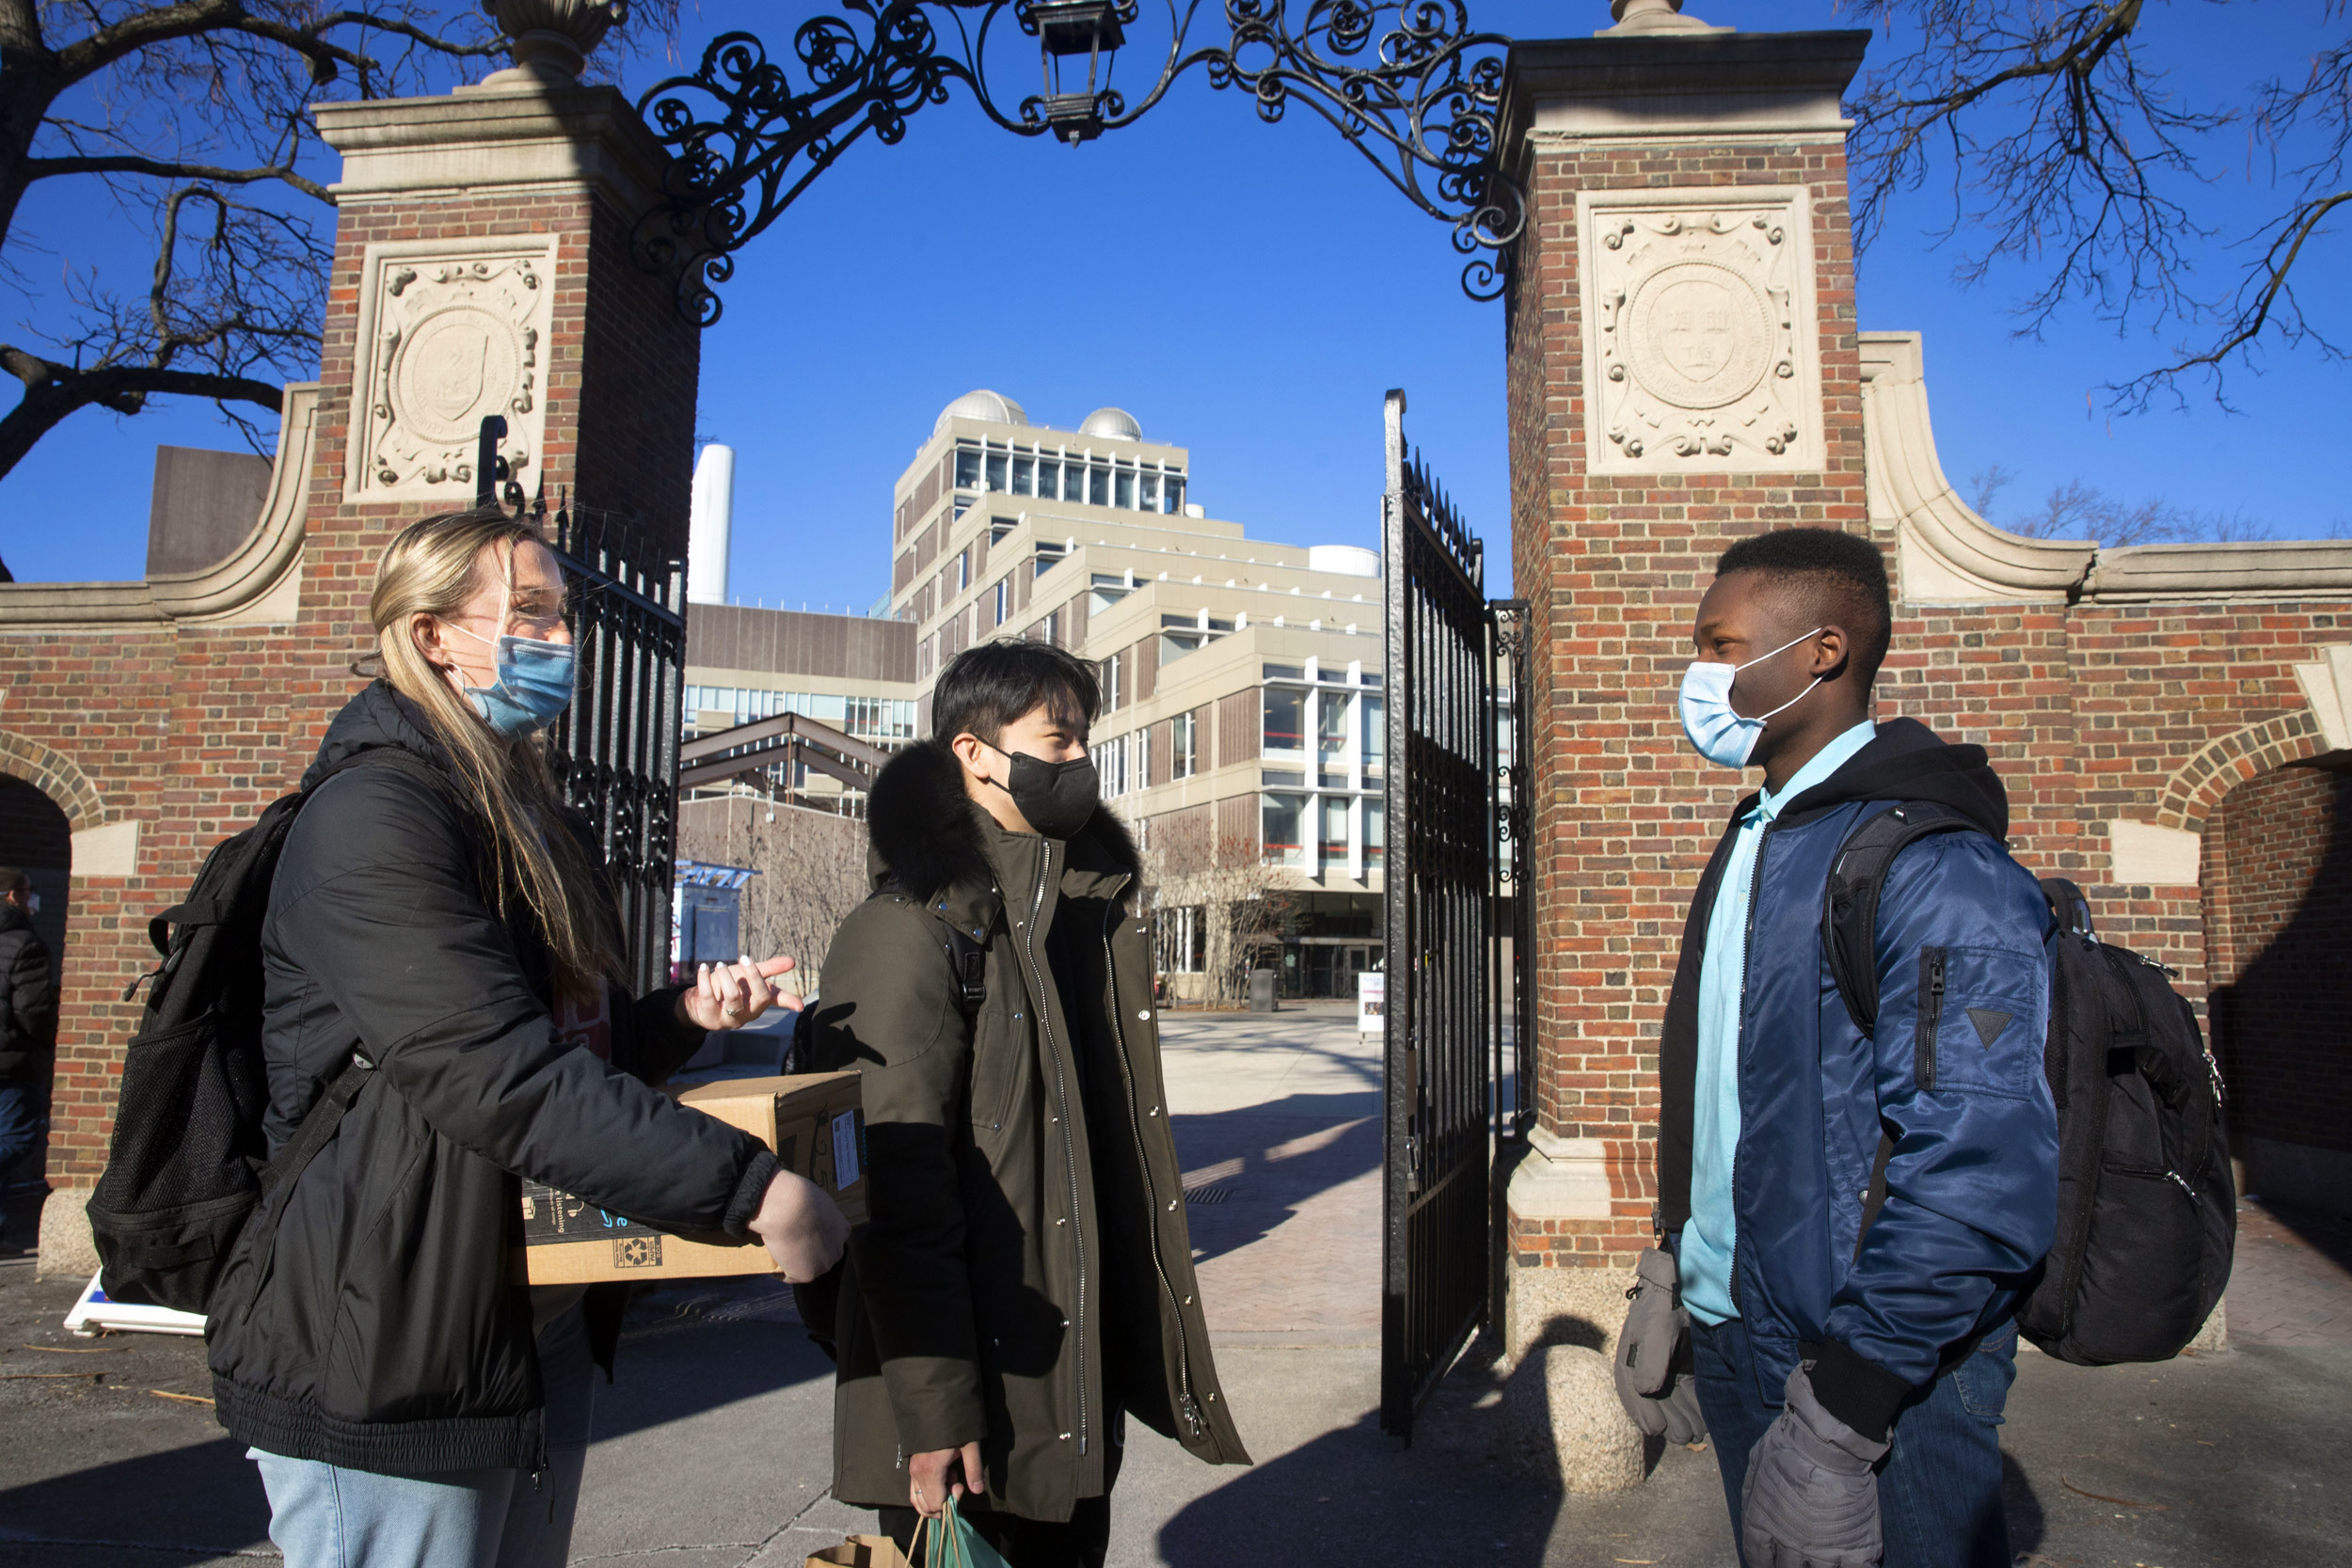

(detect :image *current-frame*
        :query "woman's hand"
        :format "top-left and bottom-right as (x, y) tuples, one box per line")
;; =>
(747, 1168), (850, 1282)
(677, 954), (801, 1032)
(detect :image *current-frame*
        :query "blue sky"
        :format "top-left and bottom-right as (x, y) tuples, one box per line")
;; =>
(4, 0), (2344, 604)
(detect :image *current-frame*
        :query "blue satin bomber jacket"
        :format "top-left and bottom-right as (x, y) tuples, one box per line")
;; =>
(1661, 744), (2062, 1439)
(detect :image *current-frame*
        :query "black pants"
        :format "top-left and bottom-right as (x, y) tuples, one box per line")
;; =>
(880, 1494), (1110, 1568)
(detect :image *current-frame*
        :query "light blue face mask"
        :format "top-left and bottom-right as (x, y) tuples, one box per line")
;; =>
(447, 621), (577, 736)
(1677, 626), (1823, 768)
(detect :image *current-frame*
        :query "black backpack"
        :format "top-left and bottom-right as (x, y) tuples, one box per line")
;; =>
(1823, 803), (2236, 1367)
(87, 749), (435, 1312)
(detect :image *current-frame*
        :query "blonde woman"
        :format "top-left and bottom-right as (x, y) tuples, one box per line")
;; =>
(205, 508), (849, 1568)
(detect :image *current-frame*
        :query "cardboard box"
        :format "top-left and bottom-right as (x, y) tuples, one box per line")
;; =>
(518, 1071), (866, 1284)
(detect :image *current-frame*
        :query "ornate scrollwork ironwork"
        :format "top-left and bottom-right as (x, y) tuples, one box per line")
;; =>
(633, 0), (1522, 323)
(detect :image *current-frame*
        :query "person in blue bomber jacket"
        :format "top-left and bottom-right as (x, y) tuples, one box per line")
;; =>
(1659, 529), (2059, 1568)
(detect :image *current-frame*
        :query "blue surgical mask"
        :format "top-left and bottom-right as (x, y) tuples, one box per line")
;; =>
(1677, 627), (1824, 768)
(447, 621), (577, 736)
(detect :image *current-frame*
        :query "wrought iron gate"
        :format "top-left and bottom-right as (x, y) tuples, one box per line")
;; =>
(546, 498), (689, 993)
(1380, 389), (1502, 1436)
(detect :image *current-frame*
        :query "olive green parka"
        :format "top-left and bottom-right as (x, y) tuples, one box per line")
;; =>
(809, 739), (1248, 1522)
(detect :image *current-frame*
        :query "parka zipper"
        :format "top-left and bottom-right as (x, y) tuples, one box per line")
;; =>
(1013, 841), (1090, 1458)
(1098, 896), (1204, 1441)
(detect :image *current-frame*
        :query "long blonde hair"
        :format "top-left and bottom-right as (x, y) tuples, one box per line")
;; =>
(370, 508), (621, 1002)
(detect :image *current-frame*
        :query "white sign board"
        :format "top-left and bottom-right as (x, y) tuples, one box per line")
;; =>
(1358, 971), (1386, 1034)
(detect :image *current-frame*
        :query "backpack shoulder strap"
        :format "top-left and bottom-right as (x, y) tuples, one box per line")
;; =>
(876, 878), (989, 1016)
(1822, 802), (1991, 1037)
(2039, 877), (2095, 942)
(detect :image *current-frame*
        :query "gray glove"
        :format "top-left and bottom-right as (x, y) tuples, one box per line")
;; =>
(1740, 1365), (1892, 1568)
(1613, 1246), (1707, 1445)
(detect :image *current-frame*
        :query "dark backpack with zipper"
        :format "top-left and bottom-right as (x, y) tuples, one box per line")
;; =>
(86, 749), (434, 1312)
(1823, 803), (2236, 1367)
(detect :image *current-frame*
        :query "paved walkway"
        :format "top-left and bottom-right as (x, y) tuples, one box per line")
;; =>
(4, 1008), (2351, 1567)
(1158, 1002), (1380, 1345)
(2224, 1196), (2352, 1346)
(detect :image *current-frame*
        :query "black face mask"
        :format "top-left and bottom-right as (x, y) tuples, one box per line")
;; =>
(985, 743), (1100, 840)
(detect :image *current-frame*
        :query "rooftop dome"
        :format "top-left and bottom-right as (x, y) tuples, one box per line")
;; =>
(934, 389), (1028, 436)
(1077, 406), (1142, 442)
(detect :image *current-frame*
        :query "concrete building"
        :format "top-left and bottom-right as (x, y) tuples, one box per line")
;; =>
(888, 390), (1391, 1000)
(681, 602), (920, 809)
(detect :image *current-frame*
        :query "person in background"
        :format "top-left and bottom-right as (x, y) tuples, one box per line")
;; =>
(204, 508), (851, 1568)
(810, 641), (1248, 1567)
(0, 867), (58, 1226)
(1647, 528), (2058, 1568)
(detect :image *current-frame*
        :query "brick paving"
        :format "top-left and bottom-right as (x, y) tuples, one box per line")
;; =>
(2224, 1196), (2352, 1346)
(1157, 1003), (1383, 1343)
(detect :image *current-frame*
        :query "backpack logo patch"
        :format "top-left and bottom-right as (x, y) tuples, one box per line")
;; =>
(1965, 1007), (2012, 1049)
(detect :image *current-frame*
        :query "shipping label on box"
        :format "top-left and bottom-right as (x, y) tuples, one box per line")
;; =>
(517, 1070), (866, 1285)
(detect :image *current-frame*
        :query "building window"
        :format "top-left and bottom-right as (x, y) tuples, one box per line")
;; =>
(1133, 727), (1152, 791)
(1012, 456), (1035, 496)
(1114, 469), (1136, 510)
(1317, 691), (1350, 766)
(985, 452), (1008, 492)
(955, 447), (980, 488)
(1262, 793), (1305, 867)
(956, 547), (971, 592)
(1171, 711), (1196, 779)
(1038, 459), (1059, 499)
(1164, 476), (1184, 514)
(1362, 695), (1386, 768)
(1365, 797), (1386, 868)
(1093, 737), (1128, 798)
(1140, 473), (1160, 511)
(1044, 609), (1061, 646)
(1263, 686), (1305, 752)
(993, 578), (1009, 627)
(1320, 797), (1351, 863)
(1089, 465), (1110, 507)
(1103, 652), (1122, 712)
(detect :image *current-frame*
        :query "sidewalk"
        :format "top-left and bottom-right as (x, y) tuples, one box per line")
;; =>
(2, 1006), (2348, 1566)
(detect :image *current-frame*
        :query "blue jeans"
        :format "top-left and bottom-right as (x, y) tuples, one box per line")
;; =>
(1691, 1316), (2016, 1568)
(252, 1300), (597, 1568)
(0, 1080), (46, 1184)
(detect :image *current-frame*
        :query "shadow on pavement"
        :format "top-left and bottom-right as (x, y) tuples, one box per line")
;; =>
(602, 1279), (834, 1441)
(2247, 1194), (2352, 1273)
(0, 1436), (272, 1560)
(1155, 1410), (1562, 1568)
(1168, 1091), (1381, 1269)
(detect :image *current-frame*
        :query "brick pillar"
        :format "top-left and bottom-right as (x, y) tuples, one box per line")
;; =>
(27, 74), (697, 1275)
(1494, 21), (1872, 1350)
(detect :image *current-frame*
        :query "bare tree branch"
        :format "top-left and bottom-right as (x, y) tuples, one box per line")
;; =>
(2116, 188), (2352, 408)
(26, 150), (335, 204)
(0, 343), (282, 474)
(1844, 1), (2350, 407)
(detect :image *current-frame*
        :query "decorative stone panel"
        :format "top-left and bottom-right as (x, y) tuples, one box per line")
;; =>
(345, 234), (559, 500)
(1577, 186), (1822, 475)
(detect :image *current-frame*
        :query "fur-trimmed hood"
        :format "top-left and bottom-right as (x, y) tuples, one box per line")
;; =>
(866, 739), (1140, 908)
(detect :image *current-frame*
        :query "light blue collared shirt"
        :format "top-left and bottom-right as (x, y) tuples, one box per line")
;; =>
(1682, 720), (1880, 1325)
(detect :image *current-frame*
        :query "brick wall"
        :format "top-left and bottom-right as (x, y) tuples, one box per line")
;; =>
(2203, 760), (2352, 1157)
(0, 114), (696, 1187)
(1506, 127), (1868, 1273)
(1502, 80), (2352, 1276)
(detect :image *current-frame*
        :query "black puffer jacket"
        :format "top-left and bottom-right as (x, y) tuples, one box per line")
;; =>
(206, 681), (778, 1475)
(0, 899), (57, 1084)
